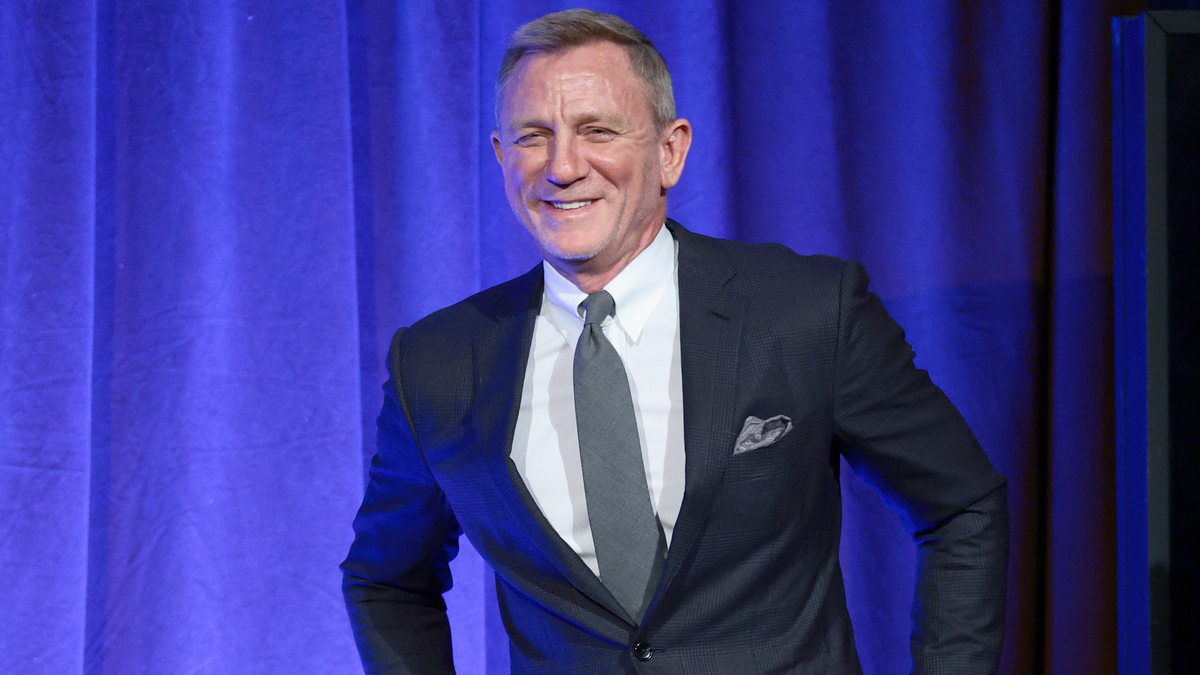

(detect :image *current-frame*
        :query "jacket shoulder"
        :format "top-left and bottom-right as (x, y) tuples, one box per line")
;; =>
(398, 264), (541, 350)
(683, 227), (851, 293)
(383, 265), (540, 423)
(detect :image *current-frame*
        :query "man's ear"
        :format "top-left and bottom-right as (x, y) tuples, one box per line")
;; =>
(491, 131), (505, 166)
(659, 119), (692, 189)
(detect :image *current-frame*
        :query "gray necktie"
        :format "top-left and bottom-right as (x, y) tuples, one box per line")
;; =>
(574, 290), (665, 621)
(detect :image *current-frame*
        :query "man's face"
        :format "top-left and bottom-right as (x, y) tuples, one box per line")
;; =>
(492, 42), (676, 272)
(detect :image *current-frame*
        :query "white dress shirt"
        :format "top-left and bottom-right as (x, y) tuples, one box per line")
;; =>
(510, 225), (686, 579)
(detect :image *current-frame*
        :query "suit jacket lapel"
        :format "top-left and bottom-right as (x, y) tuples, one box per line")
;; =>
(475, 221), (748, 625)
(473, 264), (632, 625)
(652, 220), (748, 602)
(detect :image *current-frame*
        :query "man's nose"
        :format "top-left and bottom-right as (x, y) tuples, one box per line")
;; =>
(545, 134), (587, 186)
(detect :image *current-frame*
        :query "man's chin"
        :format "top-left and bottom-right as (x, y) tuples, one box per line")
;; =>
(534, 233), (613, 265)
(550, 245), (602, 262)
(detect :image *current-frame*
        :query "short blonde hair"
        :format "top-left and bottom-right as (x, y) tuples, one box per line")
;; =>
(495, 9), (676, 134)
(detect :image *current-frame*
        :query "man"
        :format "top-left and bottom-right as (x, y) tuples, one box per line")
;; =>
(342, 9), (1007, 674)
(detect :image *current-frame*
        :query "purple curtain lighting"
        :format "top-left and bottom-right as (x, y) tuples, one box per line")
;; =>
(1, 1), (1137, 673)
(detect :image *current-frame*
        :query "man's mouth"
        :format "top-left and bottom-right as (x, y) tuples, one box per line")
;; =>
(547, 200), (594, 210)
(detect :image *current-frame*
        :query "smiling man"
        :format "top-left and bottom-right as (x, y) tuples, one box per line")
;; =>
(342, 9), (1008, 675)
(490, 38), (691, 295)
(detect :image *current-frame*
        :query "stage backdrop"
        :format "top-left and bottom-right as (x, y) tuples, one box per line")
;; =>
(0, 0), (1138, 673)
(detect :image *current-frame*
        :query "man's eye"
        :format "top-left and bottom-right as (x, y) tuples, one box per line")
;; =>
(586, 128), (614, 139)
(516, 133), (548, 147)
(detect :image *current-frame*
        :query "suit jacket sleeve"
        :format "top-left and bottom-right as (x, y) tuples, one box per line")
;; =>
(830, 259), (1008, 675)
(341, 327), (461, 675)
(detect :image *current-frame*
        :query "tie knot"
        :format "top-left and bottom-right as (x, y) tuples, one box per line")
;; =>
(579, 290), (616, 326)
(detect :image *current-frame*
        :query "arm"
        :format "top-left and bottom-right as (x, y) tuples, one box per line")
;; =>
(830, 260), (1008, 674)
(341, 327), (461, 675)
(911, 484), (1008, 673)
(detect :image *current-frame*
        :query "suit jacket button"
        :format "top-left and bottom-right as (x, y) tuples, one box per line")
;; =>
(633, 642), (653, 662)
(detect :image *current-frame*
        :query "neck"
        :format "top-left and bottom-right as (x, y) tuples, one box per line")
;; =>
(548, 211), (667, 295)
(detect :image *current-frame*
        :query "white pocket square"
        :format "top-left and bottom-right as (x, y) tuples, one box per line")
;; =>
(733, 415), (793, 455)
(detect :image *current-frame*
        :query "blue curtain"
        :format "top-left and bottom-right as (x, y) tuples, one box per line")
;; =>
(0, 1), (1136, 673)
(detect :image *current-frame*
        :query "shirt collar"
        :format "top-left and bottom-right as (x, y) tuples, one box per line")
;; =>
(542, 224), (675, 343)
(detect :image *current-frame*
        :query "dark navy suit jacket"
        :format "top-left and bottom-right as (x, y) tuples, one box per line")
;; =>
(342, 221), (1008, 674)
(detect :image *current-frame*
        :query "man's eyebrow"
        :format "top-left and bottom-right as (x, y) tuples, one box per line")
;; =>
(506, 117), (551, 134)
(504, 112), (625, 136)
(572, 112), (622, 127)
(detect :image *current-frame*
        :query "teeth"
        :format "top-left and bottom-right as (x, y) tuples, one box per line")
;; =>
(550, 200), (592, 210)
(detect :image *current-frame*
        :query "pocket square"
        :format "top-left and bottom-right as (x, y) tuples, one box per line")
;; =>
(733, 415), (793, 455)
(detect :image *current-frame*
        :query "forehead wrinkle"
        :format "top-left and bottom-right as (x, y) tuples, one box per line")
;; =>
(500, 44), (653, 135)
